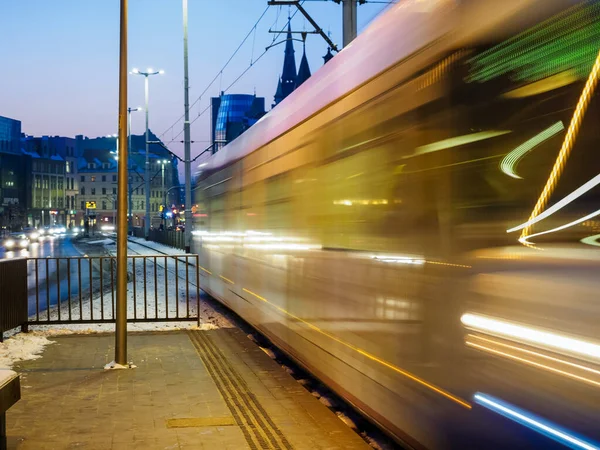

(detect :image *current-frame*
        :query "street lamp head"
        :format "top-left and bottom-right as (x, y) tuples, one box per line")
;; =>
(147, 68), (154, 73)
(159, 70), (165, 75)
(131, 68), (139, 74)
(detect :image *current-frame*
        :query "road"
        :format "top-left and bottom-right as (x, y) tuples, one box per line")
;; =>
(0, 234), (81, 260)
(0, 235), (87, 316)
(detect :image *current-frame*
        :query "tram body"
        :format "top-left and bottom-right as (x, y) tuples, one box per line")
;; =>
(194, 1), (600, 447)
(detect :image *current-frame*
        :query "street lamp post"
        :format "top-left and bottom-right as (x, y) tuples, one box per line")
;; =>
(131, 67), (164, 238)
(159, 159), (168, 230)
(127, 107), (141, 234)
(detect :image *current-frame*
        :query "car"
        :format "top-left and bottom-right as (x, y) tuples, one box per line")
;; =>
(22, 227), (42, 242)
(3, 233), (29, 250)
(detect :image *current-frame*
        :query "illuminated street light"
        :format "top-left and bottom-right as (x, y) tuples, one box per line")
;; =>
(130, 67), (164, 237)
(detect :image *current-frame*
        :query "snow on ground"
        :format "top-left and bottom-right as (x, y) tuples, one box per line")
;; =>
(0, 333), (55, 370)
(26, 237), (233, 334)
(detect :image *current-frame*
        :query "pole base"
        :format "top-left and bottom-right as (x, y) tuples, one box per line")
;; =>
(104, 361), (137, 370)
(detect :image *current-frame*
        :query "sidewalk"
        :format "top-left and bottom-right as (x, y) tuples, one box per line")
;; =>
(7, 329), (370, 450)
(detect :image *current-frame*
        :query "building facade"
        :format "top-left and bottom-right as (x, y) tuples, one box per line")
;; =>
(210, 94), (266, 154)
(77, 143), (178, 229)
(0, 117), (26, 230)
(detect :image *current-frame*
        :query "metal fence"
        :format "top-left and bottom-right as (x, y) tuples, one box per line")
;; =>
(131, 228), (185, 250)
(26, 254), (200, 325)
(148, 229), (185, 250)
(0, 259), (28, 341)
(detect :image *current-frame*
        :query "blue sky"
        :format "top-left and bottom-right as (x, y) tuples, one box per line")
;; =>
(1, 0), (390, 161)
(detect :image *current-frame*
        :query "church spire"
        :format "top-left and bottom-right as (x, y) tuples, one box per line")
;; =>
(296, 38), (311, 89)
(323, 47), (334, 65)
(280, 19), (297, 100)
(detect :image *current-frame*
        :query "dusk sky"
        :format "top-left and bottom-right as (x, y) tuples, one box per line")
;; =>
(2, 0), (389, 164)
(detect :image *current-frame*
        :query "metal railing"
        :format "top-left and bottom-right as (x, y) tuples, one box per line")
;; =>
(0, 259), (28, 341)
(26, 254), (200, 325)
(147, 229), (185, 250)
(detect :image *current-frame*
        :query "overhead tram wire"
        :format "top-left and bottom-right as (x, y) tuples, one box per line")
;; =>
(158, 5), (272, 141)
(163, 6), (304, 147)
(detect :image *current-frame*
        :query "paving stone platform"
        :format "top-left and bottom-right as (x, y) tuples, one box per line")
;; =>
(7, 329), (370, 449)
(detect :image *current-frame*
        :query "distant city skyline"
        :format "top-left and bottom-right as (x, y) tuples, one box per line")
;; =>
(2, 1), (390, 169)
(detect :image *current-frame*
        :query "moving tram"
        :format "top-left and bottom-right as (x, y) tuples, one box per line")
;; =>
(194, 1), (600, 447)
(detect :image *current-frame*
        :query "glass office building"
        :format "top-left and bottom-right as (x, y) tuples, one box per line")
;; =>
(0, 116), (22, 155)
(210, 94), (266, 154)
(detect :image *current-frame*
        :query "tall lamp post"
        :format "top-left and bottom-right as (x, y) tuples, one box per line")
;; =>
(130, 67), (164, 238)
(127, 106), (141, 235)
(159, 159), (168, 229)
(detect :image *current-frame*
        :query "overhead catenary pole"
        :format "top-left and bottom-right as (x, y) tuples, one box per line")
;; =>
(341, 0), (358, 47)
(115, 0), (129, 366)
(183, 0), (192, 253)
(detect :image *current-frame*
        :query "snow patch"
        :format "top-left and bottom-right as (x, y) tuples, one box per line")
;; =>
(260, 347), (277, 359)
(319, 395), (336, 408)
(104, 361), (137, 370)
(336, 412), (358, 430)
(0, 333), (55, 369)
(87, 239), (114, 245)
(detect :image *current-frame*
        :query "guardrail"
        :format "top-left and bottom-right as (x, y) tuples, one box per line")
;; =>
(26, 254), (200, 326)
(0, 259), (28, 341)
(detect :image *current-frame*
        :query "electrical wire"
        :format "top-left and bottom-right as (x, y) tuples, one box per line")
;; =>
(164, 6), (304, 146)
(158, 5), (272, 140)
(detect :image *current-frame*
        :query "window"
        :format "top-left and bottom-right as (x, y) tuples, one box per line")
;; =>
(66, 161), (71, 173)
(71, 196), (75, 209)
(102, 188), (106, 195)
(51, 179), (57, 190)
(112, 175), (117, 182)
(57, 198), (64, 208)
(43, 178), (49, 189)
(80, 176), (85, 182)
(80, 187), (85, 195)
(58, 178), (64, 190)
(5, 181), (14, 187)
(91, 188), (96, 195)
(141, 201), (144, 210)
(102, 175), (106, 182)
(102, 201), (107, 210)
(81, 201), (85, 210)
(152, 203), (155, 212)
(112, 188), (117, 195)
(91, 176), (96, 182)
(66, 196), (70, 208)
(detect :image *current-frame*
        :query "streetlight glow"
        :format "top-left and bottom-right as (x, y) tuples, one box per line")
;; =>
(159, 70), (165, 75)
(131, 68), (139, 74)
(147, 68), (154, 73)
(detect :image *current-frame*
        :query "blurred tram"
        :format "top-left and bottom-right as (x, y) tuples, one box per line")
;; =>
(193, 0), (600, 448)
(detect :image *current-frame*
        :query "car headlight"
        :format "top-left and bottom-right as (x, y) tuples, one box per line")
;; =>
(73, 227), (80, 233)
(19, 239), (29, 248)
(5, 239), (15, 248)
(30, 232), (39, 239)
